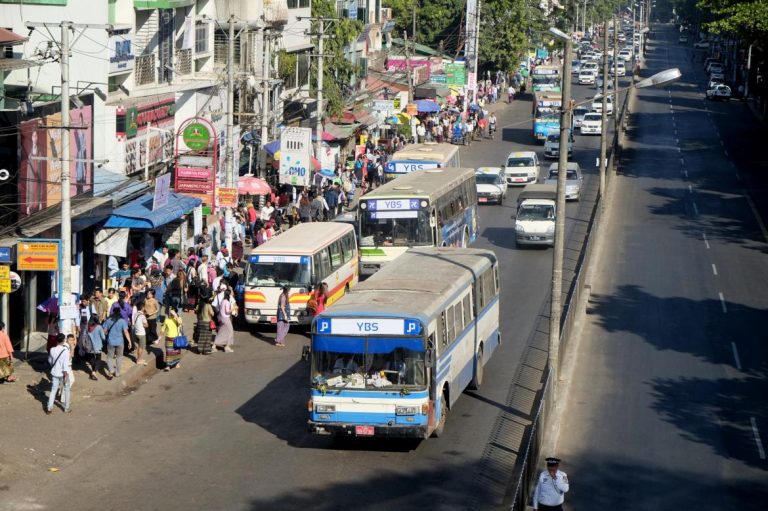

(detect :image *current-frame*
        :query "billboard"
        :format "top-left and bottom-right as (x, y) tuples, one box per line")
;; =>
(18, 105), (93, 217)
(278, 127), (313, 187)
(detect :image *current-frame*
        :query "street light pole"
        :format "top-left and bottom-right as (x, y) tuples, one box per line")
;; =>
(60, 21), (72, 314)
(549, 27), (572, 394)
(599, 19), (609, 202)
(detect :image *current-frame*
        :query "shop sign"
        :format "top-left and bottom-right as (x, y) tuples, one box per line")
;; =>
(371, 100), (394, 112)
(182, 122), (212, 151)
(0, 247), (10, 263)
(405, 103), (418, 116)
(216, 187), (238, 208)
(177, 167), (213, 180)
(278, 127), (312, 187)
(445, 63), (466, 86)
(16, 241), (59, 271)
(118, 97), (176, 140)
(153, 173), (171, 211)
(430, 74), (447, 84)
(109, 33), (135, 75)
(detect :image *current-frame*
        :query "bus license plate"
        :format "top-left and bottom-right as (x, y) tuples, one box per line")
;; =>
(479, 198), (488, 203)
(355, 426), (375, 436)
(269, 316), (277, 323)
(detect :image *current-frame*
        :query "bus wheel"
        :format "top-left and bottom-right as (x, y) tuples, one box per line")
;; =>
(468, 346), (484, 390)
(432, 395), (448, 438)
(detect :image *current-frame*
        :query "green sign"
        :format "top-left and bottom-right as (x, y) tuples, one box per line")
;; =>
(134, 0), (195, 9)
(430, 74), (447, 85)
(182, 122), (211, 151)
(445, 63), (466, 87)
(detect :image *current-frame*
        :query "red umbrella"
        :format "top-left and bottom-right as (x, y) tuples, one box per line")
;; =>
(238, 175), (271, 195)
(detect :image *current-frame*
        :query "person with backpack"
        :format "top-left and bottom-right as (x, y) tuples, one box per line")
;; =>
(102, 309), (131, 380)
(46, 334), (71, 414)
(324, 184), (339, 220)
(85, 317), (105, 380)
(110, 291), (132, 325)
(310, 193), (326, 222)
(161, 309), (184, 371)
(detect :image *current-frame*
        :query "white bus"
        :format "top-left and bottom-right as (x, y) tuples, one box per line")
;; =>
(384, 143), (461, 181)
(308, 247), (501, 438)
(244, 223), (359, 325)
(358, 167), (479, 275)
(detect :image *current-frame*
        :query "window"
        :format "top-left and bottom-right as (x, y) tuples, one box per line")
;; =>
(329, 241), (343, 270)
(445, 306), (455, 343)
(493, 266), (499, 296)
(287, 0), (297, 7)
(453, 303), (463, 337)
(341, 232), (356, 263)
(313, 250), (331, 283)
(463, 294), (472, 326)
(300, 0), (310, 7)
(439, 313), (447, 347)
(476, 274), (485, 310)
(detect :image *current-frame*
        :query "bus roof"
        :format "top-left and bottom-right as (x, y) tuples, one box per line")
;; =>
(319, 247), (497, 325)
(360, 167), (475, 202)
(249, 222), (353, 256)
(389, 143), (460, 163)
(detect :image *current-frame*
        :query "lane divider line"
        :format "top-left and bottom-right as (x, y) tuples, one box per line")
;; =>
(751, 417), (766, 460)
(688, 185), (693, 193)
(693, 202), (699, 215)
(703, 232), (710, 249)
(731, 342), (742, 370)
(684, 169), (689, 178)
(712, 263), (718, 276)
(724, 150), (729, 157)
(719, 292), (727, 313)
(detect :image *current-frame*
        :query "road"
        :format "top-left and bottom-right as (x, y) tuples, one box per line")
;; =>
(0, 69), (629, 511)
(555, 24), (768, 509)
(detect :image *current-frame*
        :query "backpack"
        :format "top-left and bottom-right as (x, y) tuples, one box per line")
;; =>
(77, 329), (94, 357)
(306, 295), (318, 315)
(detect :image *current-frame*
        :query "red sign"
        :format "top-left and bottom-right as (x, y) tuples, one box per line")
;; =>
(177, 167), (213, 180)
(176, 181), (213, 193)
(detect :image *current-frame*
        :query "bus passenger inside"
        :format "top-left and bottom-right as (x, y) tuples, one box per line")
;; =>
(333, 354), (360, 375)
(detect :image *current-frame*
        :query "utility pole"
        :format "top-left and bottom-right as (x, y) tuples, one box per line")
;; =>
(315, 18), (325, 160)
(613, 15), (619, 125)
(260, 28), (271, 179)
(404, 30), (413, 103)
(224, 14), (236, 252)
(550, 34), (572, 395)
(25, 21), (113, 322)
(599, 19), (608, 203)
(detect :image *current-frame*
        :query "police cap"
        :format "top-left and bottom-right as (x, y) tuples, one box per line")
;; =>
(545, 457), (561, 466)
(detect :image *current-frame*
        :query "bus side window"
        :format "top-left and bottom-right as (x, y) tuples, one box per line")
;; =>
(477, 273), (486, 310)
(454, 302), (463, 337)
(463, 293), (472, 325)
(483, 270), (494, 303)
(445, 306), (455, 343)
(439, 313), (447, 347)
(329, 240), (343, 270)
(493, 265), (500, 295)
(314, 250), (332, 283)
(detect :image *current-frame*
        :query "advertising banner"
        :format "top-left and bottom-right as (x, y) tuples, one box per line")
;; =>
(109, 33), (135, 75)
(216, 187), (238, 209)
(278, 127), (313, 187)
(445, 63), (466, 86)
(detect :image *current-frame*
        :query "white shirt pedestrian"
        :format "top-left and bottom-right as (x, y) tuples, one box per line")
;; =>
(532, 459), (569, 510)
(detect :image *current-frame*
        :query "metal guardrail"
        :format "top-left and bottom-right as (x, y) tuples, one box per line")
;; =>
(506, 82), (633, 511)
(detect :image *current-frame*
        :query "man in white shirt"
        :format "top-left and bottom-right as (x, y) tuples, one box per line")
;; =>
(532, 457), (569, 510)
(260, 200), (275, 222)
(46, 334), (72, 414)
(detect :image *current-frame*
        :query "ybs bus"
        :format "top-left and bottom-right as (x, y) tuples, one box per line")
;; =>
(244, 223), (358, 325)
(308, 247), (501, 438)
(385, 143), (461, 181)
(358, 167), (479, 275)
(533, 91), (562, 142)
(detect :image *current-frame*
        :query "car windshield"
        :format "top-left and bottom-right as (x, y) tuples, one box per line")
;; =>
(360, 208), (433, 247)
(518, 204), (554, 221)
(312, 347), (427, 390)
(548, 169), (579, 180)
(247, 260), (311, 288)
(508, 157), (535, 167)
(584, 114), (602, 121)
(546, 134), (560, 143)
(476, 173), (501, 185)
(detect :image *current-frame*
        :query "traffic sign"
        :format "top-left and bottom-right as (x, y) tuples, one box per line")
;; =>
(0, 247), (10, 263)
(0, 266), (8, 279)
(0, 280), (9, 293)
(16, 241), (60, 271)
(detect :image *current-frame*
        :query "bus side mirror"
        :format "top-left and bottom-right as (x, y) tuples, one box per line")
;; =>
(425, 349), (435, 367)
(301, 345), (311, 361)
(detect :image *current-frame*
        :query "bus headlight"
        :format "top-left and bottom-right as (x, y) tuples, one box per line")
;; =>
(360, 201), (367, 210)
(315, 404), (336, 413)
(396, 406), (418, 416)
(247, 309), (260, 316)
(420, 200), (428, 208)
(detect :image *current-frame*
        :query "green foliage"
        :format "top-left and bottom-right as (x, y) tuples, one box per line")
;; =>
(383, 0), (418, 36)
(277, 50), (297, 83)
(479, 0), (531, 74)
(417, 0), (464, 52)
(697, 0), (768, 36)
(311, 0), (364, 116)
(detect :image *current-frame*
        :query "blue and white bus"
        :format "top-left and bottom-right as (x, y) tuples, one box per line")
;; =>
(384, 143), (461, 181)
(308, 247), (501, 438)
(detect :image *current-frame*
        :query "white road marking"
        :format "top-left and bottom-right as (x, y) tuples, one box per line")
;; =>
(735, 172), (741, 182)
(703, 232), (710, 249)
(688, 185), (693, 193)
(731, 342), (741, 370)
(719, 292), (727, 313)
(693, 202), (699, 215)
(678, 147), (682, 153)
(676, 138), (679, 144)
(680, 158), (685, 166)
(711, 263), (718, 275)
(751, 417), (766, 460)
(684, 170), (688, 177)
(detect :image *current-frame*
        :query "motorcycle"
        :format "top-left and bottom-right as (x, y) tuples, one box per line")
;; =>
(489, 123), (497, 140)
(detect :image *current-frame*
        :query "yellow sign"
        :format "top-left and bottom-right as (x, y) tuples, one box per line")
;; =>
(16, 242), (59, 271)
(215, 187), (239, 209)
(0, 280), (9, 293)
(0, 266), (8, 279)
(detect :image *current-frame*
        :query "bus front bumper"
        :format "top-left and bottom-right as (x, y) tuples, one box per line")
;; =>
(309, 421), (428, 439)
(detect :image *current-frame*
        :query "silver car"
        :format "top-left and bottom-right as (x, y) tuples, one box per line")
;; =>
(572, 107), (591, 129)
(544, 162), (583, 201)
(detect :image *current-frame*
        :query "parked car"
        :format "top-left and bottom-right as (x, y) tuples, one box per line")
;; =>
(704, 59), (723, 73)
(544, 162), (583, 201)
(580, 112), (603, 135)
(707, 77), (725, 90)
(571, 60), (582, 74)
(693, 40), (710, 49)
(475, 168), (508, 204)
(706, 84), (732, 101)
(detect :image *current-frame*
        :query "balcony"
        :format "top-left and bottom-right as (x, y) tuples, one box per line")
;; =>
(176, 48), (192, 75)
(135, 54), (156, 86)
(265, 0), (289, 24)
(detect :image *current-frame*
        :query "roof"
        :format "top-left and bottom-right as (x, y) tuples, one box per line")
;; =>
(0, 28), (27, 45)
(390, 38), (441, 57)
(321, 247), (497, 323)
(104, 192), (201, 229)
(508, 151), (537, 158)
(250, 222), (353, 255)
(362, 167), (474, 202)
(390, 143), (460, 162)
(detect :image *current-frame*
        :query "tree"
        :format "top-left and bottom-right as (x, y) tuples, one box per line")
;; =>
(479, 0), (531, 75)
(383, 0), (418, 36)
(311, 0), (364, 117)
(417, 0), (464, 52)
(697, 0), (768, 36)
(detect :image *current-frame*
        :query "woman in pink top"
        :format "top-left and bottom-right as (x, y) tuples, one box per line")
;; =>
(314, 283), (329, 315)
(0, 321), (17, 382)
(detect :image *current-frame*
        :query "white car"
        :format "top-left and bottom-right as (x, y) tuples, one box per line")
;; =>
(709, 65), (725, 77)
(706, 84), (732, 101)
(595, 76), (615, 91)
(581, 62), (598, 74)
(544, 162), (583, 201)
(707, 77), (725, 90)
(592, 94), (614, 114)
(614, 62), (626, 76)
(618, 49), (632, 62)
(475, 168), (508, 204)
(579, 69), (597, 84)
(504, 151), (540, 185)
(544, 130), (574, 159)
(580, 112), (602, 135)
(694, 40), (710, 49)
(572, 107), (591, 128)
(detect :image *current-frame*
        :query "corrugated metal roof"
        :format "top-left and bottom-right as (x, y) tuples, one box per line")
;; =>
(104, 192), (201, 229)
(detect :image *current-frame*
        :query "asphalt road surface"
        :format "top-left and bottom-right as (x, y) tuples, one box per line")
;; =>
(555, 24), (768, 510)
(1, 68), (630, 511)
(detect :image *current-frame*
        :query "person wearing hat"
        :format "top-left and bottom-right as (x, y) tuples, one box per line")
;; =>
(532, 457), (569, 510)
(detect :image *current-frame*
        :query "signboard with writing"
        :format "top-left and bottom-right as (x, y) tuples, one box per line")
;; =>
(371, 100), (395, 112)
(0, 266), (8, 279)
(315, 317), (422, 336)
(182, 122), (212, 151)
(445, 63), (466, 86)
(0, 247), (10, 263)
(430, 74), (447, 84)
(278, 127), (313, 187)
(16, 241), (60, 271)
(109, 33), (135, 75)
(153, 173), (171, 211)
(216, 187), (238, 208)
(385, 160), (439, 175)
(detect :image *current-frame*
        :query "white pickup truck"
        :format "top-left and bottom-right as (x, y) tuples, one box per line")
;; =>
(705, 84), (731, 101)
(515, 184), (556, 247)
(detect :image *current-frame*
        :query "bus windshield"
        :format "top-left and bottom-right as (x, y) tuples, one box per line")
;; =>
(518, 204), (554, 221)
(312, 346), (427, 389)
(247, 259), (311, 287)
(359, 209), (433, 247)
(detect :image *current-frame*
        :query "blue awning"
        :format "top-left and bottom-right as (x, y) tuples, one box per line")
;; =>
(104, 192), (201, 229)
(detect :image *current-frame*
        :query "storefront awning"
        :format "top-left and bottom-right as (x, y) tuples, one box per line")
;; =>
(324, 122), (360, 140)
(18, 196), (113, 237)
(104, 192), (201, 229)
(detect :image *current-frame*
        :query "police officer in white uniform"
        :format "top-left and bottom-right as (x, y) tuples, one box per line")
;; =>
(533, 457), (569, 510)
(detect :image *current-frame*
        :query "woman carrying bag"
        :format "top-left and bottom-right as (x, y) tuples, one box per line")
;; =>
(213, 289), (235, 353)
(162, 309), (184, 371)
(195, 288), (216, 355)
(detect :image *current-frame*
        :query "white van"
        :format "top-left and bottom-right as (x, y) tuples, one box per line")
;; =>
(504, 151), (539, 185)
